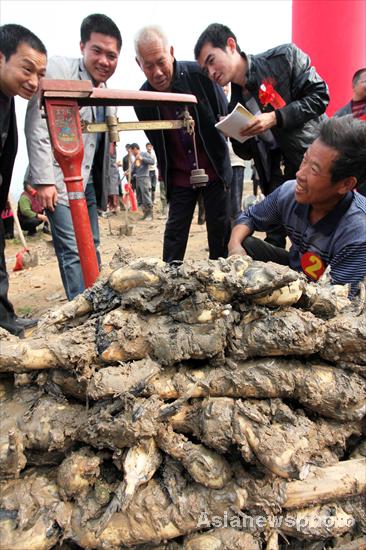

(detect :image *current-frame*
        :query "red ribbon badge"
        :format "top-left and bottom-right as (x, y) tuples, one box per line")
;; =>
(258, 80), (286, 109)
(301, 251), (326, 281)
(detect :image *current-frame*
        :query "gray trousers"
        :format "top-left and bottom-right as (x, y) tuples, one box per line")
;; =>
(136, 176), (152, 211)
(159, 179), (167, 213)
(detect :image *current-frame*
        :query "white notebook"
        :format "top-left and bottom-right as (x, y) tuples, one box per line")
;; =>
(215, 102), (255, 143)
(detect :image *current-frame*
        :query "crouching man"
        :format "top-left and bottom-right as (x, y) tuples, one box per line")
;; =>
(18, 177), (49, 236)
(228, 116), (366, 297)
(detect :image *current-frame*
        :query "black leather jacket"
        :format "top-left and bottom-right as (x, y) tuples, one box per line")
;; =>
(135, 60), (232, 198)
(230, 44), (329, 181)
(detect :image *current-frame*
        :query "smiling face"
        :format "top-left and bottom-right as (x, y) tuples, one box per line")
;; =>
(0, 42), (47, 99)
(80, 32), (119, 85)
(295, 138), (353, 211)
(136, 37), (174, 92)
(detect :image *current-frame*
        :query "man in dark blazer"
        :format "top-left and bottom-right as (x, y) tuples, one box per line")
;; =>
(134, 25), (232, 263)
(0, 23), (47, 335)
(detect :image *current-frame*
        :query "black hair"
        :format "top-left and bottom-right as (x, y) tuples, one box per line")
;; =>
(23, 180), (33, 190)
(352, 68), (366, 86)
(130, 143), (139, 150)
(80, 14), (122, 51)
(319, 115), (366, 184)
(0, 24), (47, 61)
(194, 23), (240, 60)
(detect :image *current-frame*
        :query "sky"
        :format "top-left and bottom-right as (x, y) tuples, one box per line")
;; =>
(0, 0), (292, 197)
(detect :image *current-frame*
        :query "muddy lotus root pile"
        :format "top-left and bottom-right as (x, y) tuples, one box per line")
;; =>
(0, 254), (365, 550)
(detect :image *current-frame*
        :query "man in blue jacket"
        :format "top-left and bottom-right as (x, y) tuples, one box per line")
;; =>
(228, 116), (366, 299)
(130, 143), (154, 220)
(134, 25), (232, 263)
(194, 23), (329, 248)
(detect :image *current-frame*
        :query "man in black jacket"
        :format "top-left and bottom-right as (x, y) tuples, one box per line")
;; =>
(194, 23), (330, 247)
(0, 24), (47, 336)
(134, 25), (232, 262)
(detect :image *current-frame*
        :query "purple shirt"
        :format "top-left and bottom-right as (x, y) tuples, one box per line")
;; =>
(160, 105), (217, 188)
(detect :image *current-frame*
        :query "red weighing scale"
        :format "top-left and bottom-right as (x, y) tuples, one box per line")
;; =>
(39, 80), (203, 289)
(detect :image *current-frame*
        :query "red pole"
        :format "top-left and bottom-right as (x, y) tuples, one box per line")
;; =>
(292, 0), (366, 115)
(44, 99), (99, 289)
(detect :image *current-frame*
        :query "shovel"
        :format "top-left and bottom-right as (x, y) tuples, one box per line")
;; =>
(9, 196), (38, 271)
(119, 176), (134, 236)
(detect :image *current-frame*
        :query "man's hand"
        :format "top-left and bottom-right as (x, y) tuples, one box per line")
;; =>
(228, 243), (247, 257)
(108, 194), (119, 211)
(227, 223), (252, 257)
(240, 111), (276, 138)
(36, 185), (58, 212)
(37, 213), (48, 222)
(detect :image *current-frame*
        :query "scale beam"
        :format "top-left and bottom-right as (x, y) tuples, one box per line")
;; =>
(40, 79), (197, 107)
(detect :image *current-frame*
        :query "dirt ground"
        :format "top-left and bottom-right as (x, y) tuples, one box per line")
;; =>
(5, 197), (213, 319)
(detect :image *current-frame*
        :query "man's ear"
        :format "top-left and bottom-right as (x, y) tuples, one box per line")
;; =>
(135, 56), (142, 69)
(170, 46), (174, 58)
(227, 37), (237, 53)
(80, 41), (85, 55)
(338, 176), (358, 194)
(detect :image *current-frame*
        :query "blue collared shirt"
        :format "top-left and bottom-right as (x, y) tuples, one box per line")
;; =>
(236, 180), (366, 295)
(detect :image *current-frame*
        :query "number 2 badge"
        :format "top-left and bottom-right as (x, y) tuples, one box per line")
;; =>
(301, 252), (326, 281)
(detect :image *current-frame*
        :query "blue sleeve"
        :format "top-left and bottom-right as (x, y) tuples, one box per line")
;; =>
(329, 242), (366, 298)
(235, 186), (284, 233)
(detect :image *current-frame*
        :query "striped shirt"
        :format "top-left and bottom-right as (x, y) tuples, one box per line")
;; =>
(236, 180), (366, 295)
